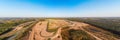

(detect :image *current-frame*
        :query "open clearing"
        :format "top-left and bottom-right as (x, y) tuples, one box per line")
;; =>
(0, 19), (119, 40)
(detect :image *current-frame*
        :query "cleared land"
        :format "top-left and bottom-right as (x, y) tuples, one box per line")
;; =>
(0, 18), (120, 40)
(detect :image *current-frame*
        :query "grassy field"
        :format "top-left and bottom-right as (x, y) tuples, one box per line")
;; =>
(46, 19), (70, 32)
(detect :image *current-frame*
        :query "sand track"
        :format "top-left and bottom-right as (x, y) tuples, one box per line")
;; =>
(25, 19), (119, 40)
(27, 20), (62, 40)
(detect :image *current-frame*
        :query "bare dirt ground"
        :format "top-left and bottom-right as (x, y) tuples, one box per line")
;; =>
(27, 20), (63, 40)
(22, 19), (119, 40)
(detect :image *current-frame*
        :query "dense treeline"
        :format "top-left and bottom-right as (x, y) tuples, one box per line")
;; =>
(66, 17), (120, 36)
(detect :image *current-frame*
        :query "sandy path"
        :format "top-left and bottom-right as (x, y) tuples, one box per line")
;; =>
(26, 20), (119, 40)
(28, 21), (61, 40)
(28, 21), (44, 40)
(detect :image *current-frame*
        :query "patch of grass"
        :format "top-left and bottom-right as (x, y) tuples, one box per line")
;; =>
(48, 38), (51, 40)
(62, 26), (70, 29)
(46, 20), (58, 32)
(47, 28), (58, 32)
(61, 28), (96, 40)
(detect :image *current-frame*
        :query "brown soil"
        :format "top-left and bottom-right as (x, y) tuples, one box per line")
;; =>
(20, 19), (120, 40)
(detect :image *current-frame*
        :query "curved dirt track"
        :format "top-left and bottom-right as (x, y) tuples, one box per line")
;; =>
(27, 21), (62, 40)
(22, 19), (119, 40)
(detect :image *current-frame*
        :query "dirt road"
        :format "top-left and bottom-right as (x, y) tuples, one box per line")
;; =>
(27, 20), (62, 40)
(23, 19), (119, 40)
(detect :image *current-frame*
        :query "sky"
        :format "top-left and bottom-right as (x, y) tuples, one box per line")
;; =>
(0, 0), (120, 17)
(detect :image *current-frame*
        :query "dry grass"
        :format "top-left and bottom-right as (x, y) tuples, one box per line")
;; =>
(47, 19), (70, 32)
(61, 28), (96, 40)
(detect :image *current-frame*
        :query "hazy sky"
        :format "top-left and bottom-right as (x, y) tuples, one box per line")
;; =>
(0, 0), (120, 17)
